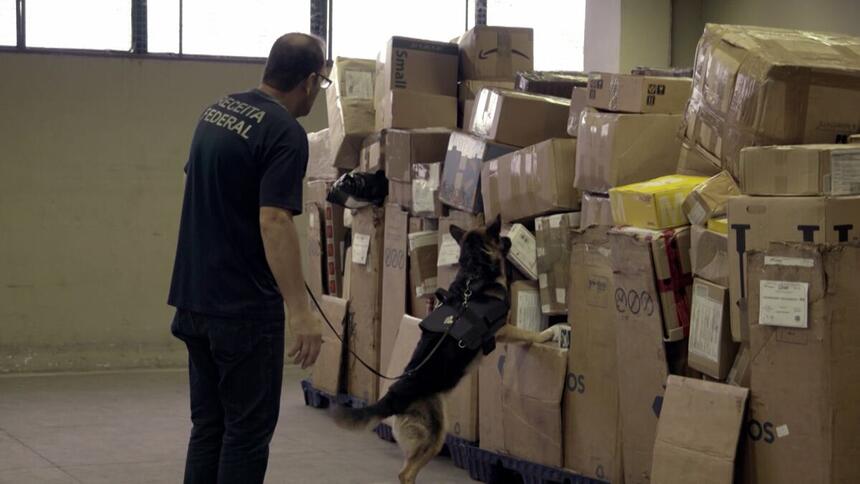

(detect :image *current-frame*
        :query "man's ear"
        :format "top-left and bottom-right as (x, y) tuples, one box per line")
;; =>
(450, 225), (466, 245)
(500, 236), (512, 255)
(487, 214), (502, 239)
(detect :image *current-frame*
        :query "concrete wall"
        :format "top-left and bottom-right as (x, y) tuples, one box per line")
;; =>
(584, 0), (671, 73)
(672, 0), (860, 67)
(0, 51), (326, 373)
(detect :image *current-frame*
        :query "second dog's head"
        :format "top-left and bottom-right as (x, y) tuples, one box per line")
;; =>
(449, 215), (511, 279)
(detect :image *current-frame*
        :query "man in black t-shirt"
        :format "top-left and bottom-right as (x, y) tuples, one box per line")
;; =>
(167, 33), (329, 484)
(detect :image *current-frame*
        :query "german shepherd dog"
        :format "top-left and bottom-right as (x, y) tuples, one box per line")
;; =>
(332, 215), (554, 484)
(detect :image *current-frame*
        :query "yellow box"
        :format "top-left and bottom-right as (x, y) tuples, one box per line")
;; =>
(707, 217), (728, 234)
(609, 175), (708, 229)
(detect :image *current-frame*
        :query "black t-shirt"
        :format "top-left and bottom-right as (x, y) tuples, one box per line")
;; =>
(168, 89), (308, 321)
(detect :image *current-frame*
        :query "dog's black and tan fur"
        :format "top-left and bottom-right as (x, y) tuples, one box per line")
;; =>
(332, 216), (552, 484)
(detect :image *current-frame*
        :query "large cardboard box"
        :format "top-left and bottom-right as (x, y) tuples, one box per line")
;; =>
(360, 128), (452, 180)
(575, 108), (684, 193)
(506, 224), (538, 281)
(613, 227), (694, 342)
(739, 144), (860, 196)
(682, 171), (740, 226)
(327, 57), (376, 169)
(726, 195), (860, 342)
(683, 24), (860, 177)
(306, 129), (339, 181)
(311, 295), (349, 396)
(587, 72), (692, 114)
(347, 206), (386, 403)
(509, 281), (542, 332)
(380, 206), (409, 374)
(690, 224), (729, 287)
(651, 376), (749, 484)
(478, 342), (508, 453)
(608, 231), (673, 483)
(407, 230), (437, 319)
(610, 175), (708, 230)
(447, 370), (479, 441)
(380, 314), (422, 400)
(677, 139), (722, 177)
(378, 36), (459, 97)
(744, 243), (860, 483)
(305, 180), (346, 298)
(470, 89), (572, 148)
(491, 138), (580, 223)
(436, 211), (484, 291)
(376, 90), (457, 131)
(688, 278), (737, 380)
(458, 26), (534, 81)
(411, 162), (445, 218)
(566, 87), (588, 137)
(458, 80), (515, 131)
(564, 228), (623, 483)
(515, 71), (588, 99)
(535, 212), (580, 315)
(502, 343), (568, 468)
(579, 192), (613, 229)
(438, 131), (516, 214)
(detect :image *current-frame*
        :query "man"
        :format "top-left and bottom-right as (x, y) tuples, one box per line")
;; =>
(168, 33), (328, 483)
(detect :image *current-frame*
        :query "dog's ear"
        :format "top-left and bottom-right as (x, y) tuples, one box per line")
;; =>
(487, 214), (502, 240)
(500, 236), (512, 255)
(449, 224), (466, 245)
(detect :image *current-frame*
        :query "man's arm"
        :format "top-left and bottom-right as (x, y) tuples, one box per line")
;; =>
(260, 206), (322, 369)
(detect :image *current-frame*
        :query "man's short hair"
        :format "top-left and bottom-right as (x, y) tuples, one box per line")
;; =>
(262, 33), (326, 92)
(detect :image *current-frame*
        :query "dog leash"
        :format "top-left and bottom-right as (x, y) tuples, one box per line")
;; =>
(305, 282), (451, 381)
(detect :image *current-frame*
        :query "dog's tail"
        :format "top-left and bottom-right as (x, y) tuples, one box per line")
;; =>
(331, 398), (395, 431)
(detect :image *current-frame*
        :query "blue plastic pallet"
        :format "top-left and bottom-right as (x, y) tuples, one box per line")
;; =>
(466, 445), (609, 484)
(372, 422), (476, 470)
(300, 379), (367, 410)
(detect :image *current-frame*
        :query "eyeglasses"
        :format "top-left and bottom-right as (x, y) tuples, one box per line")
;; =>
(317, 72), (332, 90)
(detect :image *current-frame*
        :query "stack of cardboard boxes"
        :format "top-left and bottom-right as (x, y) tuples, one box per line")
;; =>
(308, 21), (860, 484)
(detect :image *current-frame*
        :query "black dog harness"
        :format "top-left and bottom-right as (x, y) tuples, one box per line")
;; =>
(419, 279), (510, 356)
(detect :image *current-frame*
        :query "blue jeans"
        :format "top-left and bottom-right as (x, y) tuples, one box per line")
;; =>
(171, 310), (285, 484)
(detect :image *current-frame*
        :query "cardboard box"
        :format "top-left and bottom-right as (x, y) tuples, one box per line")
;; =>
(725, 343), (750, 388)
(608, 230), (673, 483)
(388, 180), (411, 211)
(306, 129), (339, 181)
(564, 228), (623, 482)
(311, 295), (349, 396)
(502, 343), (568, 468)
(726, 195), (860, 342)
(708, 217), (727, 234)
(579, 192), (613, 229)
(745, 243), (860, 483)
(739, 144), (860, 196)
(610, 175), (709, 230)
(480, 159), (502, 223)
(446, 370), (479, 441)
(379, 36), (459, 97)
(375, 90), (457, 131)
(651, 376), (749, 484)
(612, 226), (693, 342)
(566, 87), (588, 137)
(683, 24), (860, 178)
(492, 138), (580, 223)
(470, 88), (572, 148)
(411, 162), (445, 218)
(438, 131), (516, 214)
(682, 171), (740, 225)
(515, 71), (588, 99)
(690, 224), (729, 287)
(379, 314), (422, 400)
(677, 139), (722, 177)
(436, 211), (484, 291)
(479, 342), (508, 453)
(360, 128), (452, 181)
(347, 206), (385, 403)
(509, 280), (542, 332)
(850, 134), (860, 144)
(587, 72), (692, 114)
(458, 80), (515, 131)
(326, 57), (376, 169)
(305, 180), (346, 298)
(535, 212), (580, 315)
(575, 107), (684, 193)
(506, 223), (538, 280)
(380, 206), (409, 374)
(407, 230), (437, 318)
(458, 26), (534, 81)
(688, 278), (737, 380)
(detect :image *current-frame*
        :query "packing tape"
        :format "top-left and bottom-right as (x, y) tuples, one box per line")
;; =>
(497, 30), (513, 78)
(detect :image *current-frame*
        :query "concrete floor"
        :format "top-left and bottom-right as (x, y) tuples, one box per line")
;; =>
(0, 366), (472, 484)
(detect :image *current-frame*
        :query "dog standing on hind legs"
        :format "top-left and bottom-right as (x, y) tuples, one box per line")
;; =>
(332, 215), (554, 484)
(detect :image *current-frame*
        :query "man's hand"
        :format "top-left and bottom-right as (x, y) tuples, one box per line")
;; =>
(287, 310), (324, 369)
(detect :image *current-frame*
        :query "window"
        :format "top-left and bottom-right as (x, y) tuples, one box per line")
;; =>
(181, 0), (310, 57)
(487, 0), (586, 71)
(332, 0), (467, 59)
(148, 0), (180, 53)
(26, 0), (131, 50)
(0, 0), (14, 46)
